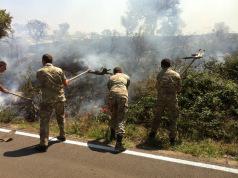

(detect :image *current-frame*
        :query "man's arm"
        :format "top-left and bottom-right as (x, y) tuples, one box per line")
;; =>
(126, 79), (130, 89)
(107, 79), (111, 90)
(155, 74), (160, 89)
(0, 85), (9, 93)
(62, 70), (68, 87)
(36, 70), (44, 86)
(175, 74), (182, 93)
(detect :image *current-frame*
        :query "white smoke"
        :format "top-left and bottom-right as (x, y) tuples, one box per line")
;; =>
(122, 0), (184, 36)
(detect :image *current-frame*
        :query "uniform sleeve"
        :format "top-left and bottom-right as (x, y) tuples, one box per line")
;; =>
(174, 73), (182, 92)
(107, 78), (112, 90)
(61, 70), (67, 81)
(126, 77), (130, 89)
(36, 70), (44, 88)
(156, 74), (160, 89)
(125, 75), (130, 89)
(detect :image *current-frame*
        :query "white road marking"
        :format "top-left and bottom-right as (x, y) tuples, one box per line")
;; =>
(1, 128), (238, 174)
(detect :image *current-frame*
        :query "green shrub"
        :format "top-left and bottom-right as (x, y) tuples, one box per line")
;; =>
(0, 106), (17, 123)
(178, 71), (238, 141)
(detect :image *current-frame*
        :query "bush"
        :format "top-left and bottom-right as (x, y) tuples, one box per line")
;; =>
(178, 71), (238, 141)
(126, 53), (238, 143)
(0, 106), (18, 123)
(126, 96), (156, 126)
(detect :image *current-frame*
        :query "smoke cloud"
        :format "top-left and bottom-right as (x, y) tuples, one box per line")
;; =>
(122, 0), (184, 35)
(0, 2), (238, 117)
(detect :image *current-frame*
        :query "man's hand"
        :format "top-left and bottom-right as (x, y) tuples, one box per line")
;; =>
(0, 85), (9, 93)
(63, 79), (69, 87)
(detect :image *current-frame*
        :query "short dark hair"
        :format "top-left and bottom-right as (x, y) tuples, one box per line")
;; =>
(42, 54), (53, 64)
(161, 58), (171, 68)
(113, 67), (122, 74)
(0, 61), (6, 67)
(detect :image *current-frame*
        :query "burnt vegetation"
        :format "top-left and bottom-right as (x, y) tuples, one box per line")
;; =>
(1, 34), (238, 145)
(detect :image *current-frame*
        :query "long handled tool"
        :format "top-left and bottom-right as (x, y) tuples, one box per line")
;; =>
(180, 49), (205, 77)
(0, 130), (16, 142)
(7, 91), (32, 101)
(88, 67), (112, 75)
(68, 69), (90, 82)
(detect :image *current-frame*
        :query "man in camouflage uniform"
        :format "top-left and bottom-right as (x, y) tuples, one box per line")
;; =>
(36, 54), (68, 152)
(107, 67), (130, 152)
(0, 61), (9, 93)
(149, 59), (181, 146)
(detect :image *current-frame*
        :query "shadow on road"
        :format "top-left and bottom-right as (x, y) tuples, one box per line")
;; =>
(87, 139), (122, 154)
(136, 137), (182, 151)
(136, 138), (169, 151)
(3, 140), (61, 157)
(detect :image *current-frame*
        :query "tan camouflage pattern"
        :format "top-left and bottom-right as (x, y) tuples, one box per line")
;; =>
(37, 63), (66, 146)
(151, 68), (181, 140)
(107, 73), (130, 98)
(156, 68), (181, 99)
(108, 73), (130, 136)
(40, 102), (65, 146)
(37, 63), (66, 103)
(108, 93), (128, 135)
(151, 98), (179, 139)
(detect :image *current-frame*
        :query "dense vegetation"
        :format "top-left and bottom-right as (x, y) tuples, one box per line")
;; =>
(1, 52), (238, 160)
(125, 53), (238, 143)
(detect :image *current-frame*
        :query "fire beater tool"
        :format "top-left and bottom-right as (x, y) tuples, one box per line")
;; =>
(0, 130), (16, 142)
(7, 91), (32, 101)
(68, 69), (90, 82)
(88, 67), (113, 75)
(180, 49), (205, 76)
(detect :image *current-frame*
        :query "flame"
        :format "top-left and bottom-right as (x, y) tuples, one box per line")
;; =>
(100, 106), (109, 113)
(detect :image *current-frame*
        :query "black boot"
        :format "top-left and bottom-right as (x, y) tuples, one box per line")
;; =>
(169, 137), (176, 146)
(148, 131), (156, 140)
(57, 136), (66, 142)
(110, 128), (116, 141)
(35, 145), (48, 152)
(115, 134), (126, 152)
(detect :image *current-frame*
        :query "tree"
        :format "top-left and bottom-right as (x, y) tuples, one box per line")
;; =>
(52, 23), (70, 40)
(58, 23), (70, 35)
(101, 29), (112, 36)
(26, 19), (48, 42)
(212, 22), (229, 38)
(0, 9), (12, 38)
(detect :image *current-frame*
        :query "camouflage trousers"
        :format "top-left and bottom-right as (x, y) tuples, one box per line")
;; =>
(151, 97), (179, 140)
(39, 101), (65, 146)
(108, 93), (128, 136)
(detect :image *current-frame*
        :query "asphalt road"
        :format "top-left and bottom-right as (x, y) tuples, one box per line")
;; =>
(0, 132), (237, 178)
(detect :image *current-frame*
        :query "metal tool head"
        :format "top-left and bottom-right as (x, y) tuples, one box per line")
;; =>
(0, 130), (16, 142)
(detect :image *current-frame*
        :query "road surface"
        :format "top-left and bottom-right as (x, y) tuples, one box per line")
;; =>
(0, 130), (237, 178)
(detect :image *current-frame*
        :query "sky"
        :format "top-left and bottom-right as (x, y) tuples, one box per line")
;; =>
(0, 0), (238, 35)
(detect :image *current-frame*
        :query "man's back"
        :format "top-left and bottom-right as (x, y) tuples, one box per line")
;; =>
(156, 68), (181, 98)
(37, 63), (66, 103)
(108, 73), (130, 98)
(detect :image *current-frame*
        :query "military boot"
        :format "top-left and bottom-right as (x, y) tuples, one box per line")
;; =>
(57, 136), (66, 142)
(110, 128), (116, 141)
(35, 145), (48, 152)
(169, 137), (176, 146)
(115, 134), (126, 152)
(148, 131), (156, 140)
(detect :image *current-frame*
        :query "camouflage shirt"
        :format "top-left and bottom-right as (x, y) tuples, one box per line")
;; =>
(156, 68), (181, 99)
(37, 63), (66, 103)
(107, 73), (130, 98)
